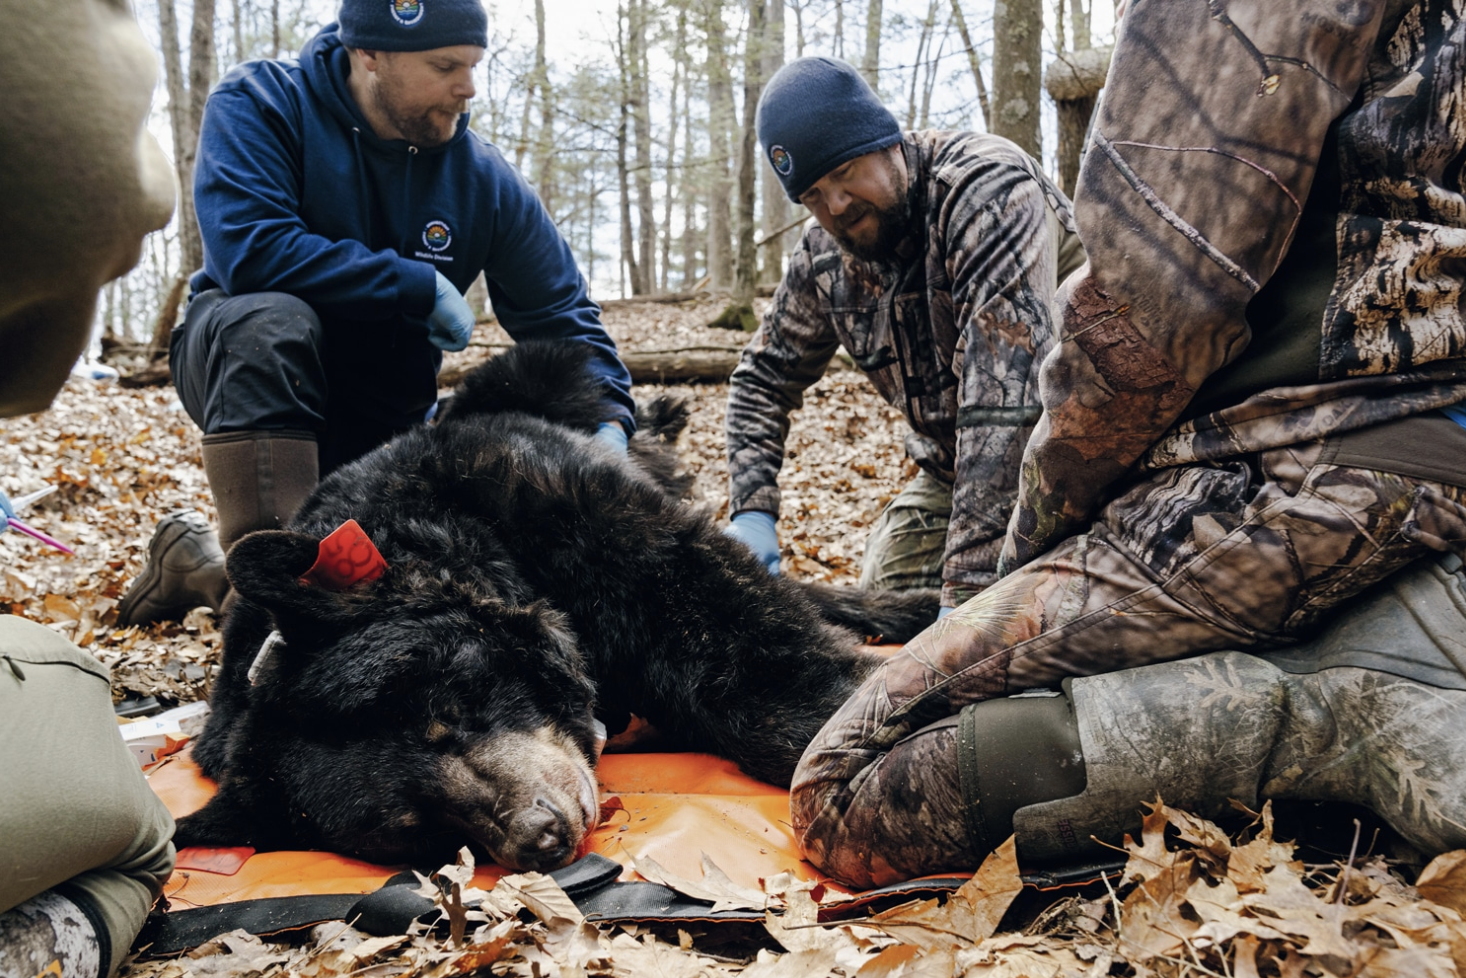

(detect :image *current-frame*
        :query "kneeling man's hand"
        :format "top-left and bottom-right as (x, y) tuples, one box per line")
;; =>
(725, 511), (780, 575)
(427, 272), (476, 351)
(594, 421), (629, 454)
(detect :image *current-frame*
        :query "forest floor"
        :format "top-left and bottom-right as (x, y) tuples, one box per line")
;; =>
(5, 296), (1466, 976)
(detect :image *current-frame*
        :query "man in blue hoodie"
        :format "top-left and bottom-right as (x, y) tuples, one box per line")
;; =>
(119, 0), (636, 625)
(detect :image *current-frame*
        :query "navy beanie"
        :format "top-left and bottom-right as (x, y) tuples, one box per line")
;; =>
(339, 0), (488, 51)
(756, 57), (902, 202)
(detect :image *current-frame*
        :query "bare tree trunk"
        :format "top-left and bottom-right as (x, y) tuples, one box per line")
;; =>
(514, 0), (547, 171)
(680, 63), (699, 287)
(860, 0), (882, 89)
(232, 0), (244, 64)
(660, 6), (688, 291)
(733, 0), (766, 312)
(631, 0), (656, 293)
(948, 0), (990, 128)
(156, 0), (214, 354)
(616, 4), (641, 296)
(1070, 0), (1091, 50)
(102, 281), (117, 347)
(1044, 45), (1109, 196)
(270, 0), (279, 57)
(759, 0), (789, 284)
(992, 0), (1041, 158)
(704, 0), (735, 290)
(834, 0), (844, 58)
(792, 0), (806, 56)
(905, 0), (936, 128)
(919, 16), (946, 129)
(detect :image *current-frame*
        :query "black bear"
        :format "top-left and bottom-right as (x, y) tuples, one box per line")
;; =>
(176, 342), (937, 872)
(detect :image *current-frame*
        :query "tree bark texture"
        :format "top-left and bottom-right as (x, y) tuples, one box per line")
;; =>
(1043, 45), (1109, 197)
(734, 0), (767, 304)
(991, 0), (1042, 159)
(861, 0), (883, 89)
(704, 0), (736, 289)
(948, 0), (991, 128)
(759, 0), (790, 284)
(616, 4), (641, 296)
(631, 0), (657, 293)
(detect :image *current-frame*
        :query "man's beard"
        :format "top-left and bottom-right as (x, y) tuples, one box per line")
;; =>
(371, 78), (463, 148)
(830, 194), (913, 263)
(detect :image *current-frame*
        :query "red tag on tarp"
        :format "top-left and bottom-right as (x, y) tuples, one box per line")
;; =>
(300, 519), (388, 590)
(175, 847), (256, 876)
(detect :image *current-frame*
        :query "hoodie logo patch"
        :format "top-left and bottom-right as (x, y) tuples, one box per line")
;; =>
(770, 145), (793, 176)
(391, 0), (424, 26)
(422, 220), (452, 252)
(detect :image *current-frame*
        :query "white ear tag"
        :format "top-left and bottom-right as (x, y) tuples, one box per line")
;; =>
(248, 630), (287, 685)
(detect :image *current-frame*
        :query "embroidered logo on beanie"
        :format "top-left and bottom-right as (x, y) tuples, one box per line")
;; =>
(423, 219), (453, 251)
(391, 0), (424, 26)
(770, 146), (793, 176)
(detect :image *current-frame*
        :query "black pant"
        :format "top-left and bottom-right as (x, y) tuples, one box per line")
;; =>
(170, 291), (441, 474)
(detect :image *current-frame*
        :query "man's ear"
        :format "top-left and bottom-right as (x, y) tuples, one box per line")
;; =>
(353, 47), (383, 71)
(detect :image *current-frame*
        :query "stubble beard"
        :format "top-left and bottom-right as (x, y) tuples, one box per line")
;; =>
(371, 74), (464, 148)
(832, 195), (913, 263)
(830, 153), (913, 264)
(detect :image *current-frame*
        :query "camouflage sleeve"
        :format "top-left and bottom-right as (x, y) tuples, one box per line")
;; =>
(725, 234), (840, 517)
(941, 151), (1060, 602)
(998, 0), (1387, 573)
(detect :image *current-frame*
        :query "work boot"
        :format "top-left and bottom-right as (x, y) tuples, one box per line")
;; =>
(1004, 552), (1466, 863)
(116, 510), (229, 626)
(116, 432), (318, 626)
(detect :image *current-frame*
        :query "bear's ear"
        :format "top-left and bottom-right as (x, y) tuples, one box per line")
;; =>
(226, 530), (365, 628)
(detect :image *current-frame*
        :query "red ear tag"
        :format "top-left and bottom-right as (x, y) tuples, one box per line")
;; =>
(300, 519), (389, 590)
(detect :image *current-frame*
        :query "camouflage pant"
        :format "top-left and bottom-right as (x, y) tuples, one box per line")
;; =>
(858, 470), (952, 592)
(792, 439), (1466, 888)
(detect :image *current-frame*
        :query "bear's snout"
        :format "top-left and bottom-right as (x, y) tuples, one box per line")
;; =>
(437, 727), (599, 871)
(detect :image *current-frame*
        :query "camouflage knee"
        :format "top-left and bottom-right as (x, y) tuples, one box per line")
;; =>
(859, 471), (952, 591)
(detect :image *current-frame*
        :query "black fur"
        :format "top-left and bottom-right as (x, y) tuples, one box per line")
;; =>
(178, 342), (938, 871)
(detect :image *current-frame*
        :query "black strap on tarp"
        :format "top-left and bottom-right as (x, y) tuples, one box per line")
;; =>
(135, 851), (1124, 956)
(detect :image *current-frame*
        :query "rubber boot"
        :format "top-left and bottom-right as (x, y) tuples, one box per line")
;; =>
(1003, 552), (1466, 863)
(0, 890), (106, 978)
(116, 432), (317, 626)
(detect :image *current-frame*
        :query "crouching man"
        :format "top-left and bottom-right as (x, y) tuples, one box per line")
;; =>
(723, 57), (1083, 612)
(791, 0), (1466, 888)
(118, 0), (635, 625)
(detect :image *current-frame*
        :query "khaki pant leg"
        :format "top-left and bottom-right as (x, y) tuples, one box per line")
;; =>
(0, 617), (176, 973)
(794, 440), (1466, 887)
(858, 470), (953, 591)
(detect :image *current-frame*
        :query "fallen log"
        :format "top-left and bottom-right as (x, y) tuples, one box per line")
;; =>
(439, 344), (750, 387)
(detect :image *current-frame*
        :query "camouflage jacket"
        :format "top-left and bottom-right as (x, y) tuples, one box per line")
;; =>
(1002, 0), (1466, 572)
(726, 130), (1081, 603)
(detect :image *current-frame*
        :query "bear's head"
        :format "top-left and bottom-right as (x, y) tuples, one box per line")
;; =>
(200, 527), (602, 872)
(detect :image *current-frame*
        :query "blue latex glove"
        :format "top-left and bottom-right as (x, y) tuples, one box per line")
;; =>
(427, 271), (475, 352)
(725, 511), (780, 575)
(0, 489), (11, 534)
(936, 605), (954, 620)
(594, 421), (629, 455)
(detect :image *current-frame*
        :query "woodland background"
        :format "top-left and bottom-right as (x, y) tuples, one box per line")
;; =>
(11, 1), (1466, 974)
(98, 0), (1117, 359)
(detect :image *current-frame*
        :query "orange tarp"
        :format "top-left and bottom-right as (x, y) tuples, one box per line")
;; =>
(148, 748), (844, 909)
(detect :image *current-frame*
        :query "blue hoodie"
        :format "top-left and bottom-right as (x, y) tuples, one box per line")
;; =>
(190, 24), (633, 428)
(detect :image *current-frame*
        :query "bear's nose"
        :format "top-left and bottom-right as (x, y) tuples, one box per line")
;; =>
(501, 797), (575, 870)
(530, 797), (566, 851)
